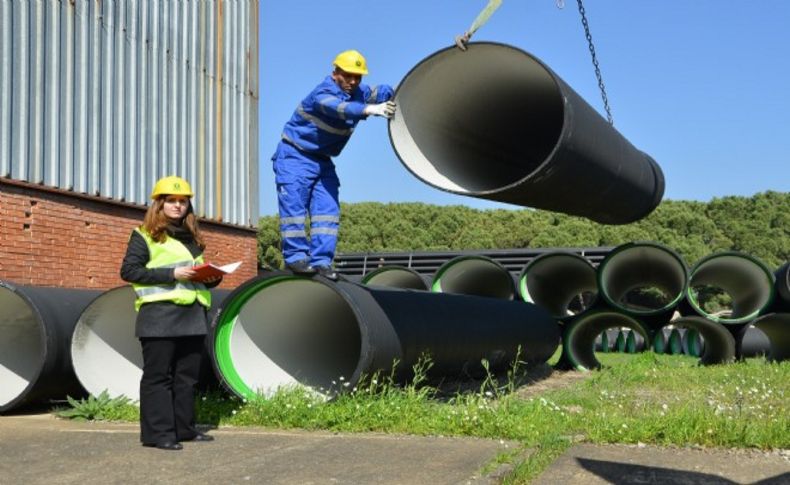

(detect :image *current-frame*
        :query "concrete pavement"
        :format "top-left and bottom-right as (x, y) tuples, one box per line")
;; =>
(1, 413), (788, 484)
(0, 413), (515, 485)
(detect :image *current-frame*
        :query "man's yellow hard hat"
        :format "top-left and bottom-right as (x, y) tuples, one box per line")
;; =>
(150, 176), (193, 199)
(333, 50), (368, 75)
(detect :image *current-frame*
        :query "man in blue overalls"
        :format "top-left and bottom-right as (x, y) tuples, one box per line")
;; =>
(272, 50), (396, 279)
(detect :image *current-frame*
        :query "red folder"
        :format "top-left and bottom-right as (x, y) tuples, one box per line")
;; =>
(192, 261), (242, 281)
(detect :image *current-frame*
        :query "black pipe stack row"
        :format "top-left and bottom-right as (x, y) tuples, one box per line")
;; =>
(1, 244), (788, 413)
(357, 243), (789, 370)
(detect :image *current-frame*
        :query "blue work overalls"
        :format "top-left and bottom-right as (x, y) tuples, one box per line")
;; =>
(272, 75), (393, 267)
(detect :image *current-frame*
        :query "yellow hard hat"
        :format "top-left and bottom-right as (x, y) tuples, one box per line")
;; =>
(333, 50), (368, 75)
(150, 176), (193, 199)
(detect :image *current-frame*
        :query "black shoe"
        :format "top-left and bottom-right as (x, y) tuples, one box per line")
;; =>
(315, 266), (338, 280)
(183, 433), (214, 442)
(143, 441), (183, 451)
(286, 259), (317, 275)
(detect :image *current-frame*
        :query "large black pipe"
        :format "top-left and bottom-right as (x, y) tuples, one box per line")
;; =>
(670, 317), (736, 365)
(210, 273), (559, 400)
(71, 286), (231, 400)
(389, 42), (664, 224)
(361, 266), (429, 290)
(562, 311), (651, 370)
(749, 313), (790, 362)
(597, 242), (688, 330)
(431, 255), (516, 300)
(518, 252), (598, 321)
(735, 325), (772, 359)
(685, 252), (775, 324)
(0, 282), (100, 413)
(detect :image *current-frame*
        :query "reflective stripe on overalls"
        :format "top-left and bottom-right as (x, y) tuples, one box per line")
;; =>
(131, 227), (211, 312)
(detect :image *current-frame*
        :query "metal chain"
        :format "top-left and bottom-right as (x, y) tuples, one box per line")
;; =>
(576, 0), (614, 125)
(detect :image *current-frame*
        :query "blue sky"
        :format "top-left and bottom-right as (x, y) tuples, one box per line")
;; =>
(259, 1), (790, 216)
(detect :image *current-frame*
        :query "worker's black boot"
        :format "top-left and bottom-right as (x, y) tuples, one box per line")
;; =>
(286, 259), (317, 275)
(315, 266), (338, 280)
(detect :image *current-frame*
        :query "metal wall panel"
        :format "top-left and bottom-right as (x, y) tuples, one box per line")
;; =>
(0, 0), (259, 226)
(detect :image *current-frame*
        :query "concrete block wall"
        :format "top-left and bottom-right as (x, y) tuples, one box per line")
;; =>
(0, 180), (258, 290)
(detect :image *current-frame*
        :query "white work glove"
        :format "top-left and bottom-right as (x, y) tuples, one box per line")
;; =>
(364, 101), (396, 119)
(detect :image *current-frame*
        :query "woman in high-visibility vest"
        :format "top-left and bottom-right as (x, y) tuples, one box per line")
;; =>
(120, 176), (220, 451)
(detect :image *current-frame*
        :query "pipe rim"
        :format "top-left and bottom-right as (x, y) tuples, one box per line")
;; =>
(752, 313), (790, 362)
(0, 282), (46, 412)
(388, 41), (566, 197)
(361, 266), (428, 290)
(597, 241), (688, 316)
(687, 251), (775, 324)
(563, 310), (650, 370)
(212, 273), (369, 400)
(518, 251), (598, 317)
(431, 255), (515, 299)
(671, 316), (736, 365)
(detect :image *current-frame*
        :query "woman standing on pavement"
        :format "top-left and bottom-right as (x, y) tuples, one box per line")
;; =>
(120, 176), (219, 451)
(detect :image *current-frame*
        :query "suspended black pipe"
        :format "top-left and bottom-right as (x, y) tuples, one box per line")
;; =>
(431, 255), (516, 300)
(361, 265), (429, 290)
(562, 311), (650, 370)
(748, 313), (790, 362)
(0, 281), (100, 413)
(388, 42), (664, 224)
(71, 286), (231, 400)
(597, 242), (688, 330)
(518, 252), (598, 321)
(685, 252), (775, 324)
(210, 273), (559, 400)
(670, 317), (735, 365)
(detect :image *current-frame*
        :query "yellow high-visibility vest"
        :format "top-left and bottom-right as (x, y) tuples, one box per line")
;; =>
(131, 227), (211, 311)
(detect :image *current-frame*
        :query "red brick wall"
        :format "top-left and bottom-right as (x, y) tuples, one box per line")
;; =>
(0, 180), (258, 289)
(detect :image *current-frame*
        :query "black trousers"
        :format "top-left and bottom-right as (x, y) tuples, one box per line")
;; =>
(139, 336), (204, 445)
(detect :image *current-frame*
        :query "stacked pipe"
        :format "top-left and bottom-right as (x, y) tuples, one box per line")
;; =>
(0, 285), (230, 412)
(356, 245), (789, 370)
(70, 287), (231, 401)
(0, 282), (100, 413)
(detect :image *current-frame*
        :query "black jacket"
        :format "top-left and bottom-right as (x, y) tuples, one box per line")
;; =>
(120, 225), (221, 338)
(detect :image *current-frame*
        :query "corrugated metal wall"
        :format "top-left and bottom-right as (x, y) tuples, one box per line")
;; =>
(0, 0), (259, 226)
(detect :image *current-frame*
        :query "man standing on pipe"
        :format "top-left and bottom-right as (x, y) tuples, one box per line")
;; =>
(272, 50), (396, 280)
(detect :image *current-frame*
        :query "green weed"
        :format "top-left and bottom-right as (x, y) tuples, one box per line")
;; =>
(54, 391), (138, 422)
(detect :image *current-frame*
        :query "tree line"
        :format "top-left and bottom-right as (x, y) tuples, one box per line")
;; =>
(258, 191), (790, 270)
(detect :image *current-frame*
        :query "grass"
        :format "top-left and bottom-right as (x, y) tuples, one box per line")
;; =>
(54, 353), (789, 483)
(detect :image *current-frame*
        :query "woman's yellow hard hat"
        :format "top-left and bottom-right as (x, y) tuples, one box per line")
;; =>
(150, 176), (193, 199)
(333, 50), (368, 75)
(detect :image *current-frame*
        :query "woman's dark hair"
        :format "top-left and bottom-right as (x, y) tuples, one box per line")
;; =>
(142, 197), (206, 249)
